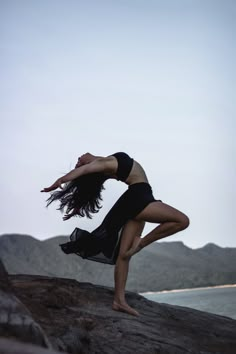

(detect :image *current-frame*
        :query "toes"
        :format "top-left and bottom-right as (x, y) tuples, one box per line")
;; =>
(112, 301), (139, 316)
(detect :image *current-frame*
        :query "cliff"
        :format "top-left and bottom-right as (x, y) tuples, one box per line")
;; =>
(1, 259), (236, 354)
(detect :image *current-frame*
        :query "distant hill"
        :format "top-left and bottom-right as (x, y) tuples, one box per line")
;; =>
(0, 233), (236, 292)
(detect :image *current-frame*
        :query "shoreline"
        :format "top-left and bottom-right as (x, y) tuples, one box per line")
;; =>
(140, 283), (236, 295)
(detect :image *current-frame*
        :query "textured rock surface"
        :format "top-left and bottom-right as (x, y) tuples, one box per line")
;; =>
(0, 338), (66, 354)
(0, 260), (51, 349)
(5, 272), (236, 354)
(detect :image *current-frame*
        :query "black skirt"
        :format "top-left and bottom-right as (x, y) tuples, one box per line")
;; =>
(60, 182), (161, 265)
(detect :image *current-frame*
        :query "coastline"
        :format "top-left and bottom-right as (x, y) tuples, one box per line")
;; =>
(140, 283), (236, 295)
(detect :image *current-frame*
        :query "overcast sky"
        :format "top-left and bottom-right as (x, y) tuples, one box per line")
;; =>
(1, 0), (235, 249)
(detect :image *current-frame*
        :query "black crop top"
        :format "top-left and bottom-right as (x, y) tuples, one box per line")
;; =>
(112, 152), (134, 182)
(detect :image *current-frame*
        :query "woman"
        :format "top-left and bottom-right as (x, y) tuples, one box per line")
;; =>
(41, 152), (189, 316)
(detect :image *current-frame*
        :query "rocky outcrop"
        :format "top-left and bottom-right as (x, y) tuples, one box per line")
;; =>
(0, 260), (51, 349)
(0, 258), (236, 354)
(0, 338), (66, 354)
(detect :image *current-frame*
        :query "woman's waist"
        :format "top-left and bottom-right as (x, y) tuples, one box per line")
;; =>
(127, 181), (151, 189)
(125, 176), (149, 186)
(125, 161), (148, 185)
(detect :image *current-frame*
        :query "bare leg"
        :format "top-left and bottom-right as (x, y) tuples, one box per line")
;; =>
(125, 202), (190, 258)
(113, 220), (145, 316)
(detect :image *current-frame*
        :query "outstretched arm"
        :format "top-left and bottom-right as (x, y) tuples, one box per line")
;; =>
(41, 158), (108, 193)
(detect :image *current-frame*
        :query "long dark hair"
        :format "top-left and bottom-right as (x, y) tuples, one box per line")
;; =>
(46, 173), (107, 219)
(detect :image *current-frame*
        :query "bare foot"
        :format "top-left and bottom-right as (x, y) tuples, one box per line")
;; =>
(124, 237), (143, 259)
(112, 301), (139, 316)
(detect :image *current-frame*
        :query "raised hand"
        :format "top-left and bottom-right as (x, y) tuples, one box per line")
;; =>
(41, 178), (63, 193)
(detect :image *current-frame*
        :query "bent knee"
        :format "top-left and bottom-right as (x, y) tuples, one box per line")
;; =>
(117, 252), (130, 261)
(179, 214), (190, 230)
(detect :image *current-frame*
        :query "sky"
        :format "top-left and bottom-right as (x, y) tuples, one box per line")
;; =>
(0, 0), (235, 249)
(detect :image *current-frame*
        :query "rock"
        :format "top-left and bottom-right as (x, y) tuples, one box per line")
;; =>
(0, 259), (51, 349)
(9, 273), (236, 354)
(1, 258), (236, 354)
(0, 258), (12, 292)
(0, 338), (67, 354)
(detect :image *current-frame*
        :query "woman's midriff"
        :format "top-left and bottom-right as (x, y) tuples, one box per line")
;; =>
(125, 161), (149, 186)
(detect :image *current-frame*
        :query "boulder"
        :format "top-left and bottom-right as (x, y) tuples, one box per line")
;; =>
(0, 338), (66, 354)
(9, 273), (236, 354)
(0, 259), (51, 348)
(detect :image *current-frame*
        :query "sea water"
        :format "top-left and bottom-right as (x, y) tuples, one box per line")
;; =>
(141, 285), (236, 320)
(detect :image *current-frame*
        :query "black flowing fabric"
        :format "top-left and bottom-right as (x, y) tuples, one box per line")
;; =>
(60, 182), (161, 265)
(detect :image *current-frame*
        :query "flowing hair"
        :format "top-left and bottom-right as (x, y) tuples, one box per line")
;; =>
(46, 173), (107, 219)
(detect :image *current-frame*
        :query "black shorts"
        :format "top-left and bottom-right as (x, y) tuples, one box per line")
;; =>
(60, 183), (162, 265)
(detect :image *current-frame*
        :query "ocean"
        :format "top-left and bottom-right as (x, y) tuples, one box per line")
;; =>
(141, 284), (236, 320)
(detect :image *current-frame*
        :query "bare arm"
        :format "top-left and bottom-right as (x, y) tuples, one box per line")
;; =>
(41, 158), (109, 193)
(61, 159), (107, 182)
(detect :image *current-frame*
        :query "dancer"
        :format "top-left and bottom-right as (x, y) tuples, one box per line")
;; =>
(41, 152), (189, 316)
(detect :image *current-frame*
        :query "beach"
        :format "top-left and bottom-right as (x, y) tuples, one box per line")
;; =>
(141, 284), (236, 319)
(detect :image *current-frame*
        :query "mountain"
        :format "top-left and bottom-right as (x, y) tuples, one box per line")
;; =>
(0, 233), (236, 292)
